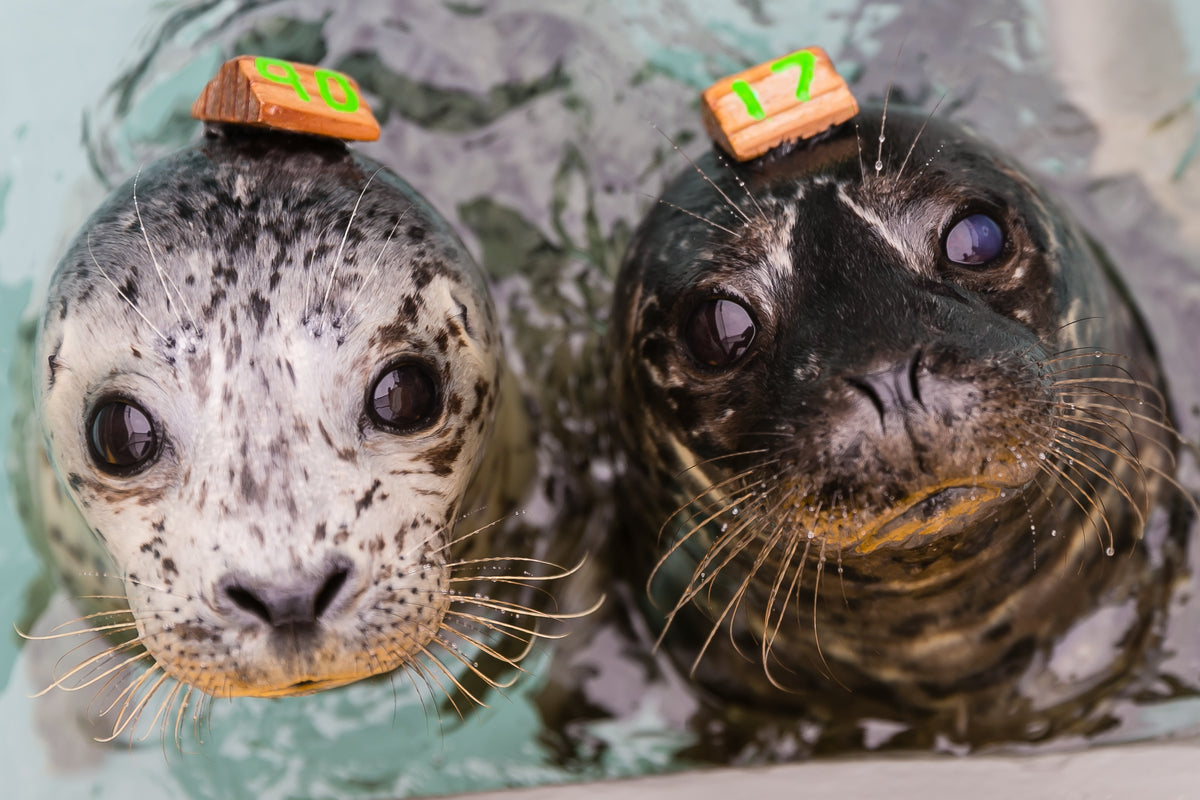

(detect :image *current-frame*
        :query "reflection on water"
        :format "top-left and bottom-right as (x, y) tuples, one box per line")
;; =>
(2, 0), (1199, 797)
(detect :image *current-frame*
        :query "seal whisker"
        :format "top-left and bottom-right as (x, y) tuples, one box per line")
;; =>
(94, 663), (168, 742)
(301, 217), (344, 323)
(319, 168), (382, 315)
(649, 485), (761, 601)
(431, 630), (522, 691)
(436, 624), (534, 675)
(713, 149), (767, 221)
(1035, 447), (1119, 554)
(147, 677), (186, 748)
(19, 618), (139, 643)
(681, 486), (790, 663)
(132, 168), (196, 330)
(410, 656), (468, 721)
(672, 447), (774, 482)
(336, 207), (411, 329)
(31, 637), (147, 697)
(663, 491), (784, 649)
(805, 536), (845, 688)
(445, 593), (601, 624)
(1053, 405), (1158, 466)
(1048, 428), (1151, 521)
(873, 44), (903, 176)
(893, 94), (946, 184)
(763, 534), (815, 691)
(855, 121), (867, 184)
(438, 612), (559, 664)
(397, 659), (443, 728)
(641, 193), (739, 237)
(651, 123), (752, 225)
(680, 517), (785, 674)
(414, 642), (490, 708)
(648, 475), (763, 588)
(173, 684), (196, 750)
(86, 231), (170, 344)
(761, 498), (821, 664)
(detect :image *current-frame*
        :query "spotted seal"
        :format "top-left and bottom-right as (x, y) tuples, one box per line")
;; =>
(608, 107), (1190, 749)
(13, 124), (566, 733)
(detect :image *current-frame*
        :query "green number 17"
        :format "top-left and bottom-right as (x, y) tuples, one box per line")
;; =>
(731, 50), (817, 121)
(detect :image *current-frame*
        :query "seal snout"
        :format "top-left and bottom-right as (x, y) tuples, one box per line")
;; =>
(845, 350), (925, 429)
(218, 556), (353, 636)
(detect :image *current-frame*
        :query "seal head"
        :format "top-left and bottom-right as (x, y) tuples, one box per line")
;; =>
(33, 127), (505, 699)
(610, 108), (1186, 745)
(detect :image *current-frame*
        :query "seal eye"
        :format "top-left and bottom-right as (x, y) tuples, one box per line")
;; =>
(944, 213), (1005, 266)
(369, 362), (440, 432)
(88, 400), (158, 473)
(684, 298), (756, 368)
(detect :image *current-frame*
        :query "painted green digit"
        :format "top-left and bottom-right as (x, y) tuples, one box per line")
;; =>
(255, 56), (311, 102)
(314, 69), (360, 113)
(731, 79), (766, 120)
(770, 50), (816, 102)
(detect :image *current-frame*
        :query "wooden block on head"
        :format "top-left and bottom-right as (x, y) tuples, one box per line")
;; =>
(701, 47), (858, 161)
(191, 55), (380, 141)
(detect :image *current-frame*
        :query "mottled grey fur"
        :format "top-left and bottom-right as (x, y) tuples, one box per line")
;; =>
(27, 126), (508, 697)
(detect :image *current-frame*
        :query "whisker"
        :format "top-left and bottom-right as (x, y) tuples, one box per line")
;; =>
(320, 168), (382, 314)
(894, 93), (945, 183)
(133, 167), (196, 328)
(336, 207), (411, 328)
(87, 230), (170, 344)
(642, 192), (739, 237)
(650, 123), (752, 224)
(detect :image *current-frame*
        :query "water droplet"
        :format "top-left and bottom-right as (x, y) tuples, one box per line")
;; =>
(807, 530), (815, 539)
(1105, 546), (1115, 557)
(874, 159), (883, 171)
(731, 507), (739, 516)
(1050, 529), (1058, 537)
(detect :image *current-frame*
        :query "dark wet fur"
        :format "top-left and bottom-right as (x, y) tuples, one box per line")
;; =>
(608, 106), (1192, 753)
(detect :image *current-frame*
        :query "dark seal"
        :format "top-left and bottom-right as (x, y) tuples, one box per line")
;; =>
(608, 107), (1190, 752)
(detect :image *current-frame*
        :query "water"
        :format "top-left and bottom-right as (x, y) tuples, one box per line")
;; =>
(2, 1), (1199, 797)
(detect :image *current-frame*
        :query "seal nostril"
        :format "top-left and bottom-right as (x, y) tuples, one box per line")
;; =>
(225, 583), (273, 625)
(313, 567), (349, 619)
(908, 349), (924, 408)
(847, 376), (887, 425)
(220, 559), (351, 631)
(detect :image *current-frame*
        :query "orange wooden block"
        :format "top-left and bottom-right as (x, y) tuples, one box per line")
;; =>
(191, 55), (380, 141)
(701, 47), (858, 161)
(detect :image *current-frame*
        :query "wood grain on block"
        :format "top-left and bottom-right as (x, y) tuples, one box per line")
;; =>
(701, 47), (858, 161)
(191, 55), (380, 141)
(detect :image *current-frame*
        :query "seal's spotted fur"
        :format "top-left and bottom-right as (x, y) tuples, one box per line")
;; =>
(23, 126), (543, 711)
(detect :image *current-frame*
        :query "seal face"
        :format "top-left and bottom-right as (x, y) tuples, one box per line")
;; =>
(29, 127), (511, 702)
(610, 108), (1187, 745)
